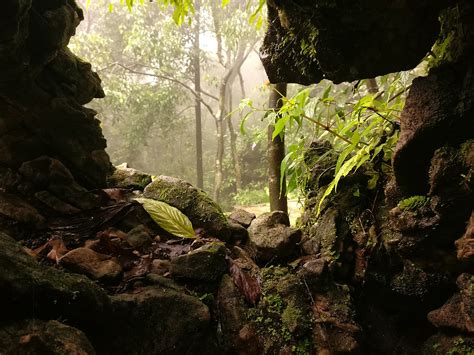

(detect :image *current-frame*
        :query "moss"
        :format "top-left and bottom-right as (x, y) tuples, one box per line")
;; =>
(246, 266), (314, 354)
(429, 5), (469, 69)
(397, 195), (429, 211)
(446, 337), (474, 355)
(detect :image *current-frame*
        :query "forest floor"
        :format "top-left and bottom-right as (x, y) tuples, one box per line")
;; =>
(234, 199), (303, 226)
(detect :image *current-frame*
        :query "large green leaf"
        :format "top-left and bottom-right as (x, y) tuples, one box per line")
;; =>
(134, 198), (195, 239)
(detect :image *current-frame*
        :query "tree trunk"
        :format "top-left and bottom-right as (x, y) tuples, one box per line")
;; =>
(366, 78), (379, 94)
(268, 83), (288, 214)
(227, 86), (242, 192)
(193, 0), (204, 189)
(213, 80), (227, 202)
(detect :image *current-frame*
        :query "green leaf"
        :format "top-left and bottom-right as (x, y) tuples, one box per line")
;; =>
(272, 116), (289, 140)
(134, 198), (195, 239)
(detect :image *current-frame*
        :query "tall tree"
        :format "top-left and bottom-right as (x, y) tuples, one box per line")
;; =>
(268, 82), (288, 214)
(193, 0), (204, 188)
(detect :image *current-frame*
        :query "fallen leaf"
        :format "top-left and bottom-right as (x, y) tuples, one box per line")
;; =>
(46, 236), (68, 263)
(228, 258), (262, 305)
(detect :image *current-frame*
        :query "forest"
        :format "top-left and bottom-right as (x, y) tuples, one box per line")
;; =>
(0, 0), (472, 354)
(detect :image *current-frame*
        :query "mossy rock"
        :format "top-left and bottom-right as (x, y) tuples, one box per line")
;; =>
(169, 242), (227, 282)
(107, 163), (152, 190)
(0, 232), (111, 331)
(0, 319), (95, 355)
(144, 176), (230, 241)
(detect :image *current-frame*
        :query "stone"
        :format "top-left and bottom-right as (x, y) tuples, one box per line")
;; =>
(296, 258), (329, 289)
(124, 224), (153, 250)
(170, 242), (227, 282)
(227, 220), (249, 244)
(0, 232), (111, 329)
(59, 247), (122, 282)
(144, 175), (230, 240)
(107, 163), (152, 190)
(150, 259), (170, 276)
(428, 273), (474, 333)
(393, 59), (474, 196)
(0, 191), (46, 228)
(34, 190), (81, 215)
(455, 212), (474, 262)
(248, 211), (301, 263)
(217, 275), (248, 353)
(261, 0), (447, 84)
(0, 319), (95, 355)
(19, 156), (102, 210)
(108, 286), (211, 355)
(312, 284), (361, 354)
(228, 208), (256, 228)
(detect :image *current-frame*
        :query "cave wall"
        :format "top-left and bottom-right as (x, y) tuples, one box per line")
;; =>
(0, 0), (112, 190)
(265, 0), (474, 353)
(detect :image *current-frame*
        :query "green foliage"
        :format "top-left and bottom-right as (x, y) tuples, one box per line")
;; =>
(134, 198), (196, 238)
(240, 74), (413, 214)
(233, 184), (269, 205)
(397, 195), (429, 211)
(446, 337), (474, 355)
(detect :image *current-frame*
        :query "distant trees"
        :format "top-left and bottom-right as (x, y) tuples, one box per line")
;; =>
(71, 0), (266, 204)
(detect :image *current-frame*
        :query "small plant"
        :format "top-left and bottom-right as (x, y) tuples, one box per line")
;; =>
(397, 195), (429, 211)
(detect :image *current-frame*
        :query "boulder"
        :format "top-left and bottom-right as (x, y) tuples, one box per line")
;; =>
(144, 176), (230, 241)
(108, 286), (211, 354)
(0, 319), (95, 355)
(59, 247), (122, 282)
(0, 232), (111, 330)
(107, 163), (152, 190)
(455, 212), (474, 262)
(0, 191), (46, 228)
(229, 209), (256, 228)
(428, 273), (474, 333)
(170, 242), (227, 282)
(248, 211), (301, 263)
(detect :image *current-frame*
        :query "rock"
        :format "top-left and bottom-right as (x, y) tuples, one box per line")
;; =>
(248, 211), (301, 263)
(19, 156), (102, 210)
(455, 212), (474, 262)
(428, 273), (474, 333)
(34, 190), (81, 215)
(301, 207), (339, 257)
(144, 175), (230, 241)
(108, 286), (211, 355)
(107, 163), (152, 190)
(390, 261), (453, 310)
(0, 319), (95, 355)
(217, 275), (249, 353)
(0, 191), (46, 228)
(170, 242), (227, 282)
(393, 59), (474, 196)
(296, 257), (329, 289)
(227, 220), (249, 244)
(422, 333), (474, 355)
(312, 284), (361, 354)
(229, 208), (256, 228)
(124, 224), (153, 250)
(0, 232), (111, 331)
(150, 259), (170, 276)
(59, 247), (122, 282)
(261, 0), (446, 84)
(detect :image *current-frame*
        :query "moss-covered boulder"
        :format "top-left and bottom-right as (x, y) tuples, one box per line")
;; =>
(144, 176), (230, 241)
(107, 163), (152, 190)
(0, 319), (95, 355)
